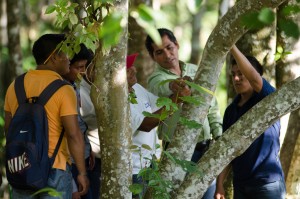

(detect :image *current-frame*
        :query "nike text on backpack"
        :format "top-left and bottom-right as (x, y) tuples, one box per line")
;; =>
(5, 73), (68, 191)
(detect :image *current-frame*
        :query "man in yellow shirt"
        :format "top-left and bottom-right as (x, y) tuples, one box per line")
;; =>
(4, 34), (89, 198)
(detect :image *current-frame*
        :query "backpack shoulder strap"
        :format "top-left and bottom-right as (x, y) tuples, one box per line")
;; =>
(14, 73), (27, 105)
(38, 79), (69, 106)
(50, 127), (65, 165)
(38, 79), (70, 165)
(38, 79), (69, 165)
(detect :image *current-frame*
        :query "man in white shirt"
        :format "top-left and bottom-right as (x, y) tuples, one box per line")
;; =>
(127, 54), (162, 179)
(77, 49), (101, 199)
(127, 54), (191, 198)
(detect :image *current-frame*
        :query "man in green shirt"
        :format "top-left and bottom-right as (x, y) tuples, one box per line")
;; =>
(145, 28), (222, 199)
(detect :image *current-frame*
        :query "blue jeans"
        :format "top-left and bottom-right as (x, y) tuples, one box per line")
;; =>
(202, 179), (216, 199)
(88, 157), (101, 199)
(12, 164), (73, 199)
(71, 158), (93, 199)
(234, 179), (286, 199)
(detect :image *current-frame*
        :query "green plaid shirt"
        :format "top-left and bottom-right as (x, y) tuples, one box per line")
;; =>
(147, 61), (222, 142)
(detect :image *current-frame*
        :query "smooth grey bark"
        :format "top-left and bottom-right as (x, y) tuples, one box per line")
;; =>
(90, 1), (132, 198)
(128, 0), (155, 88)
(154, 0), (289, 198)
(176, 76), (300, 198)
(218, 1), (236, 197)
(219, 0), (236, 105)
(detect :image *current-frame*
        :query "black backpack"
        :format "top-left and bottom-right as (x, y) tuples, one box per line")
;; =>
(5, 73), (68, 190)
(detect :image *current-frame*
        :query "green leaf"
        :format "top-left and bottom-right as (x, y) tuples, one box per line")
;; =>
(179, 117), (202, 129)
(100, 13), (123, 48)
(57, 0), (68, 7)
(148, 179), (160, 186)
(138, 168), (154, 181)
(138, 167), (152, 176)
(84, 35), (97, 52)
(74, 43), (81, 54)
(156, 97), (178, 112)
(158, 79), (173, 86)
(129, 145), (139, 150)
(280, 5), (300, 16)
(275, 53), (281, 61)
(258, 8), (275, 24)
(184, 81), (214, 95)
(45, 5), (56, 14)
(162, 151), (176, 163)
(69, 13), (78, 25)
(241, 8), (275, 30)
(275, 46), (292, 61)
(31, 187), (63, 198)
(142, 111), (162, 119)
(241, 12), (264, 29)
(179, 96), (204, 106)
(155, 144), (161, 149)
(278, 18), (300, 39)
(0, 116), (4, 126)
(135, 5), (153, 21)
(277, 46), (283, 54)
(129, 184), (144, 195)
(159, 110), (171, 121)
(162, 133), (171, 142)
(128, 91), (138, 104)
(141, 144), (153, 151)
(61, 19), (70, 29)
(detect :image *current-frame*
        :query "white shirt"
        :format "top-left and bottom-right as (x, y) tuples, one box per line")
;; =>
(80, 79), (101, 158)
(130, 83), (161, 174)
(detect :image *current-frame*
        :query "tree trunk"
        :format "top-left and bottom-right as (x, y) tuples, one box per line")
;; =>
(277, 0), (300, 196)
(276, 0), (300, 88)
(218, 1), (236, 197)
(189, 0), (207, 65)
(0, 0), (7, 103)
(219, 0), (236, 105)
(90, 1), (132, 198)
(149, 0), (289, 198)
(176, 76), (300, 198)
(281, 109), (300, 196)
(128, 0), (155, 88)
(6, 0), (21, 85)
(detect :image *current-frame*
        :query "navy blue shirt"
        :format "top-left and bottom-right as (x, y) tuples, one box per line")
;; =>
(223, 78), (284, 187)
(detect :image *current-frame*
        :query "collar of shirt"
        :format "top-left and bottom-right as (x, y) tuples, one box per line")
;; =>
(156, 60), (187, 77)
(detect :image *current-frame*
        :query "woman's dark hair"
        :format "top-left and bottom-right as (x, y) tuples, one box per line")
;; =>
(231, 55), (263, 76)
(32, 34), (66, 65)
(145, 28), (178, 58)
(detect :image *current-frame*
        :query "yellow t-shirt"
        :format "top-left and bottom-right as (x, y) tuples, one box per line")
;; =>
(4, 70), (78, 170)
